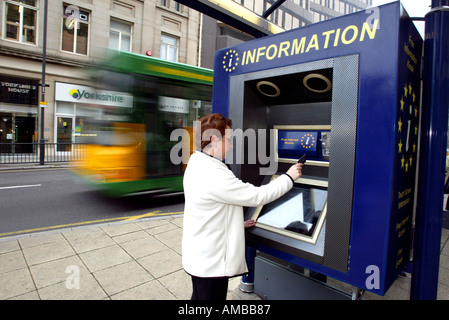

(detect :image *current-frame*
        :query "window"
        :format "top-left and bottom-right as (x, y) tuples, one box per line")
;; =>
(109, 20), (132, 52)
(160, 34), (178, 62)
(4, 0), (37, 44)
(62, 5), (89, 55)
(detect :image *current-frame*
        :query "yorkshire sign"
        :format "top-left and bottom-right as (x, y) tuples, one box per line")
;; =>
(55, 82), (133, 107)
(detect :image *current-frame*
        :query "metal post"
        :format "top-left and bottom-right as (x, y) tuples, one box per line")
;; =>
(410, 0), (449, 299)
(262, 0), (287, 18)
(39, 0), (48, 165)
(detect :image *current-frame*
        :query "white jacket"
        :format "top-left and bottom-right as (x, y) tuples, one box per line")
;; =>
(182, 151), (293, 277)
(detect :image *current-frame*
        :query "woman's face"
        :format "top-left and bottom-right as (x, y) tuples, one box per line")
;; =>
(212, 125), (233, 160)
(222, 126), (233, 160)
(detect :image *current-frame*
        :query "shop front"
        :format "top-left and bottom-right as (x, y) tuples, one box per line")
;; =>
(54, 82), (133, 151)
(0, 75), (39, 154)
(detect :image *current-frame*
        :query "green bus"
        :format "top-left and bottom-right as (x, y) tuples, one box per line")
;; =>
(73, 51), (213, 197)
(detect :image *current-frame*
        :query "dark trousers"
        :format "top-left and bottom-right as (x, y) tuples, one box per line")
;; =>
(191, 275), (229, 300)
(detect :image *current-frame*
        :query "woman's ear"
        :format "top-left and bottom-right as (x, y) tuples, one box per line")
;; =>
(210, 134), (220, 147)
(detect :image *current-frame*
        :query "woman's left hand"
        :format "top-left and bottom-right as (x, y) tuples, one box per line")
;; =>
(244, 220), (256, 228)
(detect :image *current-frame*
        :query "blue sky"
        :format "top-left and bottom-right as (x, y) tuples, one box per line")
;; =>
(372, 0), (432, 37)
(372, 0), (431, 16)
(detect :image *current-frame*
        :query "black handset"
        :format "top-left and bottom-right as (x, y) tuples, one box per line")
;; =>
(298, 154), (307, 164)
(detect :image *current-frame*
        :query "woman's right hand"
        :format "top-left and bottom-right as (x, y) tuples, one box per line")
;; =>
(286, 163), (303, 181)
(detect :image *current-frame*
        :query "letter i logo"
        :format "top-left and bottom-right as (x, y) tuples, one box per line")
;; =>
(223, 50), (239, 72)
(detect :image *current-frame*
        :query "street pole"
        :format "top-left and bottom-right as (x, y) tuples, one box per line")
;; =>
(39, 0), (48, 165)
(411, 0), (449, 299)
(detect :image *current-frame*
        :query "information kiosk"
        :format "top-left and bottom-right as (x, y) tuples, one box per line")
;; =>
(211, 2), (422, 296)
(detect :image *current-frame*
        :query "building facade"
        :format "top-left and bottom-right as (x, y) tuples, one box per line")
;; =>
(0, 0), (201, 147)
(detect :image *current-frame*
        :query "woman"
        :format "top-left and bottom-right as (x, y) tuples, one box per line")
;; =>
(182, 113), (303, 300)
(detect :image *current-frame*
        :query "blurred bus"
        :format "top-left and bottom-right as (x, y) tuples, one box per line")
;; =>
(73, 51), (213, 197)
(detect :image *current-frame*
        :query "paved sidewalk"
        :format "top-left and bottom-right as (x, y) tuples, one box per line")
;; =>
(0, 215), (260, 300)
(0, 215), (448, 300)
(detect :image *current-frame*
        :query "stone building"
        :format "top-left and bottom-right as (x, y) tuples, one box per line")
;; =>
(0, 0), (201, 146)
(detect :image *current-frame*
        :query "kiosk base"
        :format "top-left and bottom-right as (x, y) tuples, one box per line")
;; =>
(253, 255), (352, 300)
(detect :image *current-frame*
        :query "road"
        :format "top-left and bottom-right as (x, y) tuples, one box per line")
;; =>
(0, 168), (184, 238)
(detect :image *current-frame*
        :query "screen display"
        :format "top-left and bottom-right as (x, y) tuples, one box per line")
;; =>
(252, 177), (327, 244)
(277, 130), (319, 158)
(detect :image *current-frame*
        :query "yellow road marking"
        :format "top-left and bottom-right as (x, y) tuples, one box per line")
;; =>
(124, 210), (183, 221)
(0, 211), (184, 238)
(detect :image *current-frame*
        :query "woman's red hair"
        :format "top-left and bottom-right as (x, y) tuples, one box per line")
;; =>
(197, 113), (232, 150)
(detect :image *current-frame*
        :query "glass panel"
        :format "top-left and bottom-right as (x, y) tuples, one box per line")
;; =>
(62, 18), (74, 52)
(168, 46), (177, 62)
(257, 186), (326, 236)
(56, 101), (74, 115)
(57, 117), (73, 151)
(160, 44), (167, 60)
(74, 116), (88, 143)
(121, 34), (131, 51)
(23, 7), (36, 28)
(252, 177), (328, 243)
(22, 0), (37, 7)
(6, 24), (19, 41)
(6, 3), (20, 24)
(14, 116), (35, 153)
(76, 105), (102, 118)
(23, 7), (36, 44)
(23, 26), (35, 44)
(79, 11), (89, 22)
(161, 34), (177, 45)
(76, 22), (88, 55)
(109, 30), (119, 50)
(75, 105), (101, 143)
(161, 35), (178, 61)
(110, 20), (120, 31)
(111, 20), (131, 33)
(0, 114), (13, 154)
(5, 3), (19, 40)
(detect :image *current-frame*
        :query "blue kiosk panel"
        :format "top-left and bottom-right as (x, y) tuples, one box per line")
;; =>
(212, 2), (422, 296)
